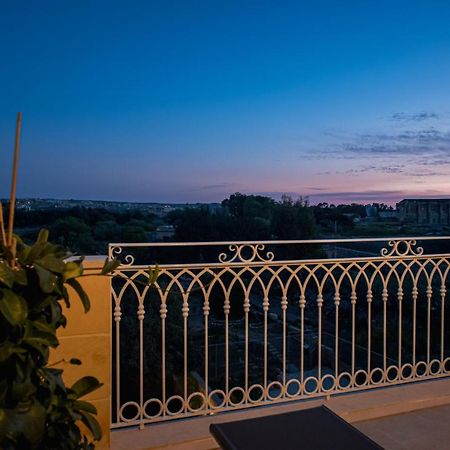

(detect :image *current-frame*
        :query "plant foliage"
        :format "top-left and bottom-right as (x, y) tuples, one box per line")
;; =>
(0, 229), (116, 449)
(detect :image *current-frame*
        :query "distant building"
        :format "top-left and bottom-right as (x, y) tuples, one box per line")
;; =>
(365, 205), (378, 218)
(397, 199), (450, 225)
(343, 213), (361, 223)
(152, 225), (175, 241)
(379, 210), (399, 222)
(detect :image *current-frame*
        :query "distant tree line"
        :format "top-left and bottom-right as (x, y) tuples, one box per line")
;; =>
(10, 206), (157, 254)
(3, 194), (395, 254)
(168, 193), (372, 241)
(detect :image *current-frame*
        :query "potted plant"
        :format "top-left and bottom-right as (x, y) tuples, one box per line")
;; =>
(0, 114), (119, 449)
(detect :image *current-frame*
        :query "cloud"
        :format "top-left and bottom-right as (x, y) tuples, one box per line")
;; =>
(389, 112), (441, 122)
(254, 191), (304, 199)
(313, 189), (403, 199)
(319, 125), (450, 177)
(339, 129), (450, 157)
(307, 189), (450, 205)
(343, 164), (405, 175)
(404, 170), (447, 177)
(308, 189), (404, 205)
(191, 182), (240, 191)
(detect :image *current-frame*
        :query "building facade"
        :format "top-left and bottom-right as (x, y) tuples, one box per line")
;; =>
(397, 199), (450, 225)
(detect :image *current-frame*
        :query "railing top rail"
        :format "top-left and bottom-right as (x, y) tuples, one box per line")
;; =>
(109, 236), (450, 248)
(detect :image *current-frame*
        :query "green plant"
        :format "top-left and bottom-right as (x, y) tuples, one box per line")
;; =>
(0, 229), (118, 449)
(0, 114), (120, 449)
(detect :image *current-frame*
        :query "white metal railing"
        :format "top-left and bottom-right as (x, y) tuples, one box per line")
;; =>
(109, 237), (450, 428)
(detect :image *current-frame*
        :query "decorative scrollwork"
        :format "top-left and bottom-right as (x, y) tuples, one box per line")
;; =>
(110, 246), (135, 266)
(218, 244), (275, 264)
(380, 240), (424, 258)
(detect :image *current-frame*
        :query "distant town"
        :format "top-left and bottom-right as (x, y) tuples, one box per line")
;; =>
(11, 197), (221, 216)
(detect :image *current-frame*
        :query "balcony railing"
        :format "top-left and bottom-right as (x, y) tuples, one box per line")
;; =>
(108, 237), (450, 429)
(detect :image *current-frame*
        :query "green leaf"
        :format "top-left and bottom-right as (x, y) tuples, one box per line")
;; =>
(61, 286), (71, 309)
(66, 278), (90, 312)
(0, 398), (46, 447)
(35, 254), (65, 274)
(13, 269), (27, 286)
(148, 264), (160, 286)
(101, 258), (120, 275)
(0, 261), (15, 288)
(32, 332), (58, 348)
(0, 289), (28, 325)
(37, 229), (49, 243)
(73, 400), (97, 414)
(79, 410), (102, 442)
(70, 376), (103, 399)
(0, 341), (26, 362)
(25, 242), (49, 263)
(34, 265), (58, 293)
(17, 243), (31, 264)
(33, 319), (56, 334)
(63, 261), (83, 281)
(23, 321), (59, 349)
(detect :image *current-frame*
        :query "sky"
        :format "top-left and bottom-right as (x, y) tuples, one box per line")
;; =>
(1, 1), (450, 205)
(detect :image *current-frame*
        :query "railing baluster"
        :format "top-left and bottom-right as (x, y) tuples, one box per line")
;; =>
(441, 284), (446, 366)
(317, 293), (323, 382)
(203, 290), (210, 413)
(334, 292), (340, 380)
(138, 299), (145, 429)
(281, 294), (288, 396)
(182, 294), (189, 413)
(412, 285), (418, 369)
(351, 291), (357, 376)
(160, 298), (167, 417)
(224, 292), (230, 404)
(382, 287), (388, 372)
(398, 287), (403, 368)
(114, 300), (121, 424)
(427, 285), (432, 368)
(244, 295), (250, 403)
(263, 295), (269, 399)
(367, 289), (372, 374)
(299, 292), (306, 388)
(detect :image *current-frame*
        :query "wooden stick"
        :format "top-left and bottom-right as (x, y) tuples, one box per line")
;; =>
(0, 202), (6, 247)
(7, 112), (22, 246)
(10, 236), (17, 268)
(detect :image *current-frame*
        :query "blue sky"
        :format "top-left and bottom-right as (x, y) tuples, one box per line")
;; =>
(1, 1), (450, 204)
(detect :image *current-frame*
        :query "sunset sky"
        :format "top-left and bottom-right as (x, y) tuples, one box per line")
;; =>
(1, 1), (450, 205)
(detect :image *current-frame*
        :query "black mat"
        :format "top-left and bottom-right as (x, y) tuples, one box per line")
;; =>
(210, 405), (384, 450)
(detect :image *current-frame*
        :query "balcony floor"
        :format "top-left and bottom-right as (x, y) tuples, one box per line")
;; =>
(111, 378), (450, 450)
(356, 403), (450, 450)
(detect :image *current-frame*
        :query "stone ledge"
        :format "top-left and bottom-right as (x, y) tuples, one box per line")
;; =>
(329, 377), (450, 423)
(111, 377), (450, 450)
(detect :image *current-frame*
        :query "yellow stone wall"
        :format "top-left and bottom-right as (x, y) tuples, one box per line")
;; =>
(50, 257), (111, 449)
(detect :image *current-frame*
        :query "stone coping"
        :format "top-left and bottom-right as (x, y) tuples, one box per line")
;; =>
(111, 377), (450, 450)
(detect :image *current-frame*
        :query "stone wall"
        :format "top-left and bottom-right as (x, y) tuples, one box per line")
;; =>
(50, 257), (111, 449)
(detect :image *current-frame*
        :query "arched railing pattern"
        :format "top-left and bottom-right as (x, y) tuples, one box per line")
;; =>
(109, 237), (450, 428)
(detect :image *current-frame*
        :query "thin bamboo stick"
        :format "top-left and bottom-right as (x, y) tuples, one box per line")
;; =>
(0, 202), (7, 246)
(7, 112), (22, 247)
